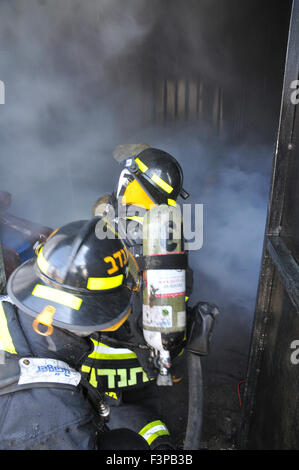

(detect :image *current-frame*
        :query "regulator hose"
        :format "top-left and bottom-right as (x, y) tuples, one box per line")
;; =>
(183, 351), (203, 450)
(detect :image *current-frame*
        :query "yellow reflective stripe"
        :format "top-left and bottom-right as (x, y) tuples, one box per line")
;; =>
(36, 248), (49, 275)
(89, 352), (137, 360)
(32, 284), (82, 310)
(0, 303), (17, 354)
(87, 274), (123, 291)
(151, 174), (173, 194)
(135, 157), (148, 173)
(185, 296), (189, 302)
(168, 199), (177, 207)
(139, 420), (170, 445)
(139, 420), (168, 435)
(88, 341), (137, 360)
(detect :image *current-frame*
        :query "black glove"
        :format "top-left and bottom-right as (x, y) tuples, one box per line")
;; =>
(186, 301), (219, 356)
(97, 428), (150, 450)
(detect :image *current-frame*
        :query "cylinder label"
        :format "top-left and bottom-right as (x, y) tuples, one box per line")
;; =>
(146, 269), (185, 298)
(143, 305), (173, 328)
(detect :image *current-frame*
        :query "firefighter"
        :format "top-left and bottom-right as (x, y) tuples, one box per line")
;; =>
(92, 146), (193, 303)
(92, 146), (194, 373)
(90, 147), (219, 437)
(0, 217), (172, 450)
(93, 146), (190, 258)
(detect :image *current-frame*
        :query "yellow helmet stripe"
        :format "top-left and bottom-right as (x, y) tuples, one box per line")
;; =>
(135, 157), (173, 194)
(87, 274), (123, 291)
(32, 284), (82, 310)
(135, 157), (148, 173)
(151, 173), (173, 194)
(167, 199), (177, 207)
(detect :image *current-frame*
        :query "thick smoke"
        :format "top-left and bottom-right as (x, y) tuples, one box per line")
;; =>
(0, 0), (282, 326)
(0, 0), (156, 226)
(133, 125), (272, 322)
(0, 2), (283, 330)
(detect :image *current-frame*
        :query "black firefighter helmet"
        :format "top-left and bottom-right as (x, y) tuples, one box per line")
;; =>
(7, 217), (132, 335)
(119, 148), (189, 208)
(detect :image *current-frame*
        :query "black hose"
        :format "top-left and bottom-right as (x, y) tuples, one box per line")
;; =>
(183, 351), (203, 450)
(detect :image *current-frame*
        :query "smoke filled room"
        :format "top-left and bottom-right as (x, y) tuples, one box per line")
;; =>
(0, 0), (298, 455)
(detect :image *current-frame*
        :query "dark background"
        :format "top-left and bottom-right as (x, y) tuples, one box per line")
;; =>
(0, 0), (293, 448)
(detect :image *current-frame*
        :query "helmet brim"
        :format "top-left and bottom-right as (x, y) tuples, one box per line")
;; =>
(7, 259), (132, 334)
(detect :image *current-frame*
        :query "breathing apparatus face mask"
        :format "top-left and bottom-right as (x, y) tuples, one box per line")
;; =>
(116, 169), (156, 210)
